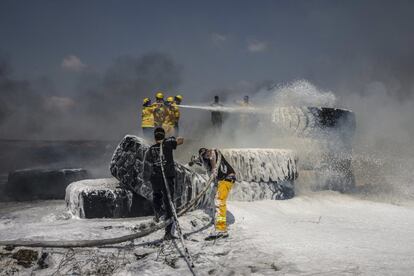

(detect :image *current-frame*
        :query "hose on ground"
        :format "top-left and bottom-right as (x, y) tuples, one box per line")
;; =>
(0, 163), (219, 248)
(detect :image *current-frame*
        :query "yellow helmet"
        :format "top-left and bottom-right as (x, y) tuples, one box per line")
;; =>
(155, 91), (164, 99)
(166, 96), (174, 103)
(143, 97), (151, 105)
(175, 95), (183, 101)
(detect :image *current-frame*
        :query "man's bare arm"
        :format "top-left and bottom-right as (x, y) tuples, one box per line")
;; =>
(176, 137), (184, 145)
(209, 149), (216, 171)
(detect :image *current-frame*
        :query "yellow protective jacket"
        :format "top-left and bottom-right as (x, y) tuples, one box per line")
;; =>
(172, 103), (180, 126)
(141, 104), (156, 128)
(153, 103), (166, 127)
(163, 105), (176, 127)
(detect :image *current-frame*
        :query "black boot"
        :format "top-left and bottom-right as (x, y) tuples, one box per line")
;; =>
(153, 211), (166, 223)
(163, 222), (178, 240)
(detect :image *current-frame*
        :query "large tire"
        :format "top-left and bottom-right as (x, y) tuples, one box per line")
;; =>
(271, 106), (356, 146)
(221, 149), (297, 182)
(221, 148), (298, 200)
(270, 107), (356, 193)
(109, 135), (210, 212)
(109, 135), (152, 200)
(65, 178), (153, 218)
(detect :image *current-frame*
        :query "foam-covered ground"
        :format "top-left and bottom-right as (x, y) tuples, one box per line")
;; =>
(1, 193), (413, 275)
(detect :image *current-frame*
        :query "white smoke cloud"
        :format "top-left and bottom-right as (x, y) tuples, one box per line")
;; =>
(247, 39), (268, 53)
(61, 55), (87, 72)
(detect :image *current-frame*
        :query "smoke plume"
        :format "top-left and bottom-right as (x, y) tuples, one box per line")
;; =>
(0, 52), (181, 140)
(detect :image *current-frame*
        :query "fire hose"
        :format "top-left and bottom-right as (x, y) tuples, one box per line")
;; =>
(0, 159), (220, 248)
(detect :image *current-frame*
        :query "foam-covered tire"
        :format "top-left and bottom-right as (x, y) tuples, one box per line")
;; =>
(110, 135), (210, 209)
(221, 148), (298, 200)
(110, 136), (298, 206)
(109, 135), (153, 200)
(65, 178), (154, 218)
(221, 149), (298, 182)
(271, 106), (355, 144)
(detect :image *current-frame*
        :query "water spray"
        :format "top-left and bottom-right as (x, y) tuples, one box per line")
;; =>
(179, 104), (266, 114)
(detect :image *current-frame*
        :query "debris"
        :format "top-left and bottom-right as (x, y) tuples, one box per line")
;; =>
(4, 245), (15, 251)
(37, 252), (51, 269)
(12, 249), (38, 268)
(134, 252), (151, 261)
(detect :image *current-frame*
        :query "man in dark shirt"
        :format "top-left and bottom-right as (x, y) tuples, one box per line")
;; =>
(146, 127), (184, 239)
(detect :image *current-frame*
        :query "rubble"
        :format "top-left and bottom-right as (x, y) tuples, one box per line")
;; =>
(12, 249), (38, 268)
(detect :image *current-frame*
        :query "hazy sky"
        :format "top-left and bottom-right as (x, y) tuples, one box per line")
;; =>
(1, 0), (414, 139)
(1, 0), (413, 97)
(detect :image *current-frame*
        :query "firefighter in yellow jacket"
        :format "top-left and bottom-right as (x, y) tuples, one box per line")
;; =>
(173, 95), (182, 135)
(153, 91), (166, 128)
(141, 97), (156, 140)
(163, 96), (177, 136)
(190, 148), (236, 240)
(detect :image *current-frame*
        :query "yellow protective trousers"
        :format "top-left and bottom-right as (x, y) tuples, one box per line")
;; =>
(215, 180), (234, 232)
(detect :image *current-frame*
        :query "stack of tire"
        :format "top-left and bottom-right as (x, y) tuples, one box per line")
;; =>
(65, 135), (300, 218)
(66, 136), (210, 218)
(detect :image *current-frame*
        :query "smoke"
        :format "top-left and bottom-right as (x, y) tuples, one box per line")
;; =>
(0, 56), (49, 137)
(179, 77), (414, 203)
(0, 52), (182, 140)
(339, 81), (414, 202)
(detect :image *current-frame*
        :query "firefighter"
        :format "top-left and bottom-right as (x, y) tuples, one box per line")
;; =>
(141, 97), (156, 140)
(163, 96), (177, 136)
(190, 148), (236, 239)
(173, 95), (182, 135)
(210, 95), (223, 131)
(238, 95), (251, 128)
(145, 127), (184, 239)
(153, 91), (166, 127)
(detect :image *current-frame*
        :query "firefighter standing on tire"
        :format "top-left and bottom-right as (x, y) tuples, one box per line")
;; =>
(145, 127), (184, 239)
(141, 97), (156, 141)
(197, 148), (236, 238)
(163, 97), (177, 137)
(153, 91), (166, 128)
(173, 95), (182, 135)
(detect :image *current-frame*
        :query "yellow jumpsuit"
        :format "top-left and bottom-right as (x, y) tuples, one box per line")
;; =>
(141, 105), (156, 128)
(215, 179), (234, 232)
(209, 150), (236, 233)
(172, 103), (180, 125)
(172, 103), (180, 135)
(153, 103), (166, 128)
(162, 105), (177, 136)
